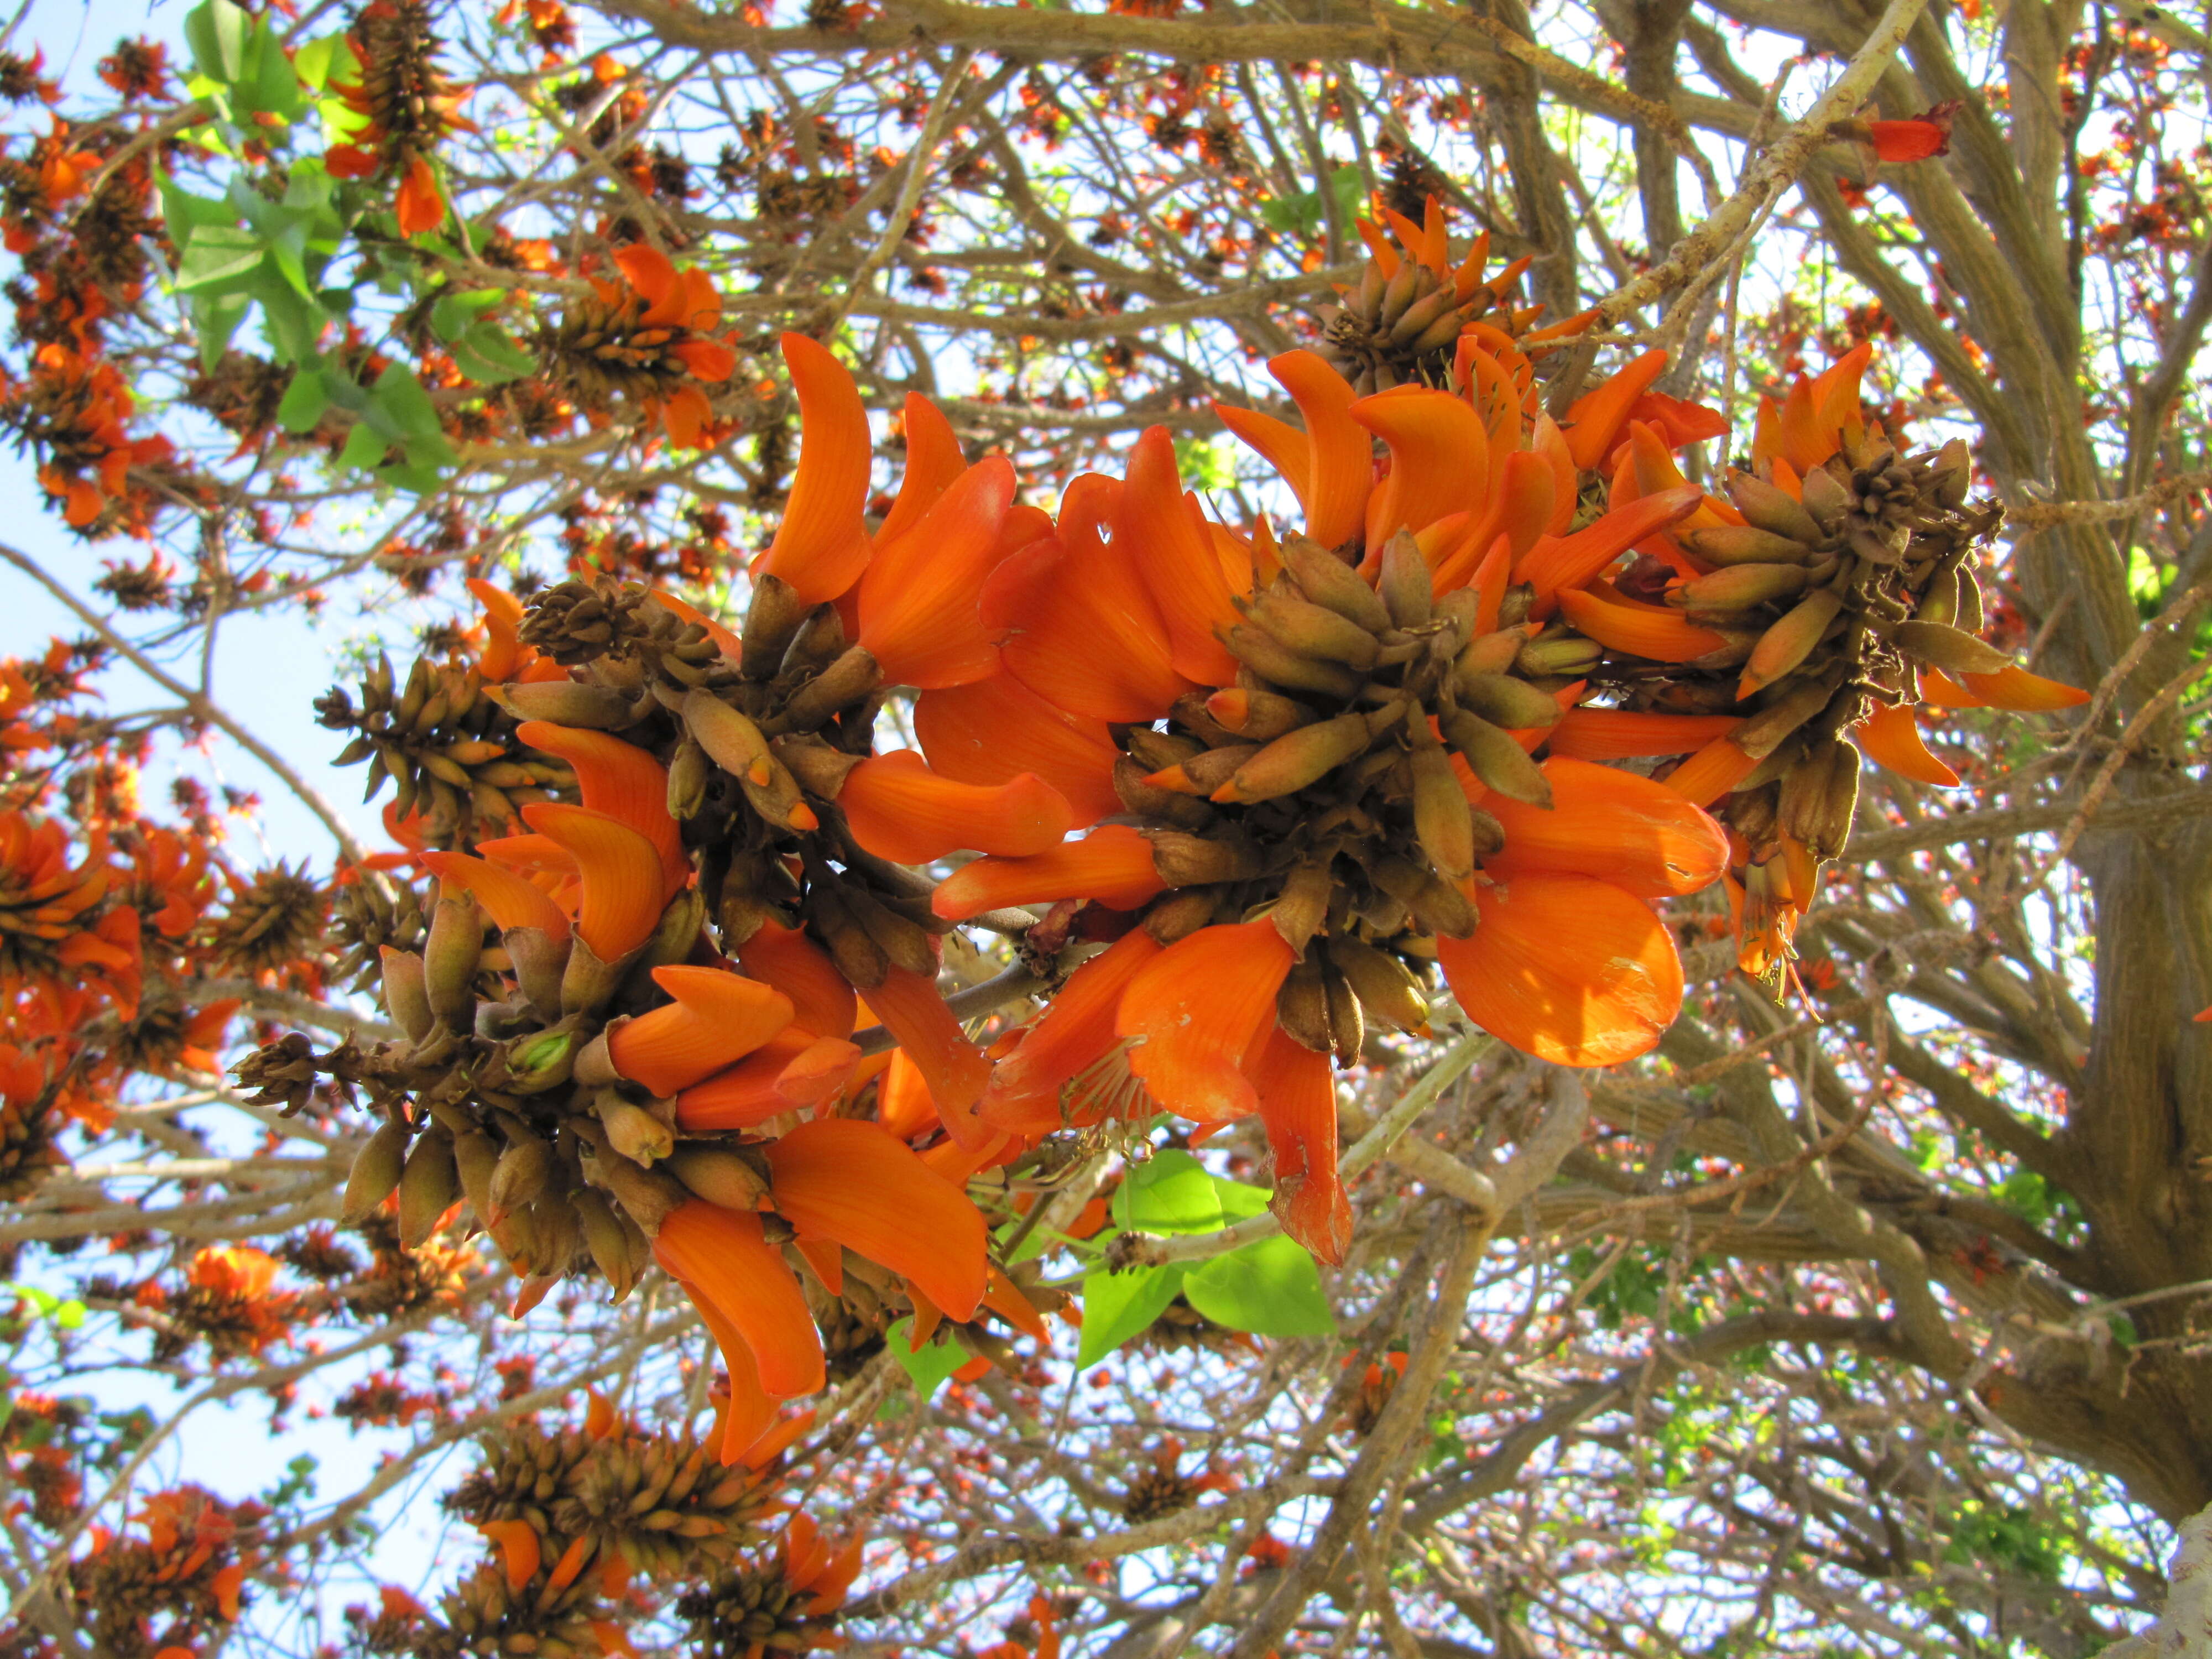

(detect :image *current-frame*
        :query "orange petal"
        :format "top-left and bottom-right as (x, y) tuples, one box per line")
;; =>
(614, 243), (679, 316)
(1547, 708), (1744, 760)
(479, 1520), (541, 1592)
(672, 1027), (822, 1132)
(1354, 385), (1489, 552)
(1269, 349), (1371, 548)
(757, 335), (872, 603)
(876, 393), (967, 545)
(1662, 735), (1760, 807)
(1115, 427), (1241, 685)
(737, 920), (857, 1038)
(858, 456), (1017, 688)
(838, 749), (1074, 864)
(648, 591), (744, 662)
(1562, 348), (1668, 471)
(764, 1118), (987, 1319)
(984, 474), (1192, 722)
(982, 1264), (1052, 1343)
(1552, 586), (1728, 662)
(520, 803), (666, 962)
(670, 337), (736, 384)
(655, 1201), (825, 1397)
(1517, 486), (1704, 619)
(395, 155), (445, 236)
(875, 1047), (939, 1139)
(514, 722), (685, 896)
(422, 852), (571, 941)
(696, 1286), (779, 1461)
(931, 823), (1167, 921)
(1855, 703), (1960, 786)
(1437, 873), (1683, 1066)
(1246, 1026), (1350, 1266)
(1480, 757), (1730, 898)
(1959, 664), (2091, 711)
(978, 928), (1162, 1134)
(1117, 919), (1294, 1123)
(864, 964), (992, 1135)
(777, 1035), (863, 1107)
(468, 578), (529, 681)
(913, 670), (1124, 830)
(609, 964), (796, 1096)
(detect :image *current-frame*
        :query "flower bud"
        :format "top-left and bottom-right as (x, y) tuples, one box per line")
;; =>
(344, 1114), (410, 1223)
(780, 645), (883, 732)
(378, 946), (434, 1042)
(484, 680), (641, 729)
(1222, 624), (1365, 700)
(740, 572), (812, 680)
(1275, 957), (1334, 1053)
(1326, 936), (1430, 1033)
(1376, 530), (1433, 629)
(1410, 744), (1477, 880)
(1893, 619), (2010, 675)
(1452, 670), (1562, 729)
(1439, 710), (1551, 807)
(399, 1126), (458, 1247)
(596, 1092), (676, 1167)
(1213, 713), (1371, 804)
(1246, 587), (1381, 671)
(662, 1142), (771, 1211)
(1512, 633), (1604, 678)
(1281, 536), (1392, 632)
(1145, 831), (1268, 887)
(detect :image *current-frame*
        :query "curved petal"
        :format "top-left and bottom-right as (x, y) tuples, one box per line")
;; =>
(764, 1117), (986, 1320)
(875, 393), (967, 546)
(654, 1201), (825, 1397)
(979, 928), (1162, 1134)
(1480, 757), (1730, 898)
(1437, 873), (1683, 1066)
(673, 1027), (822, 1131)
(985, 474), (1191, 722)
(931, 823), (1168, 921)
(468, 578), (529, 681)
(1115, 427), (1241, 686)
(520, 803), (665, 961)
(864, 965), (992, 1136)
(757, 335), (872, 603)
(514, 721), (685, 897)
(421, 851), (570, 941)
(1246, 1025), (1350, 1267)
(737, 920), (857, 1039)
(1662, 735), (1760, 807)
(1269, 349), (1372, 549)
(1553, 585), (1729, 661)
(609, 964), (796, 1095)
(1517, 486), (1704, 619)
(875, 1048), (939, 1139)
(858, 456), (1018, 688)
(839, 749), (1074, 864)
(1561, 348), (1668, 471)
(1117, 919), (1295, 1124)
(1353, 386), (1489, 550)
(1855, 702), (1961, 786)
(913, 671), (1124, 829)
(1958, 664), (2091, 711)
(1547, 708), (1743, 760)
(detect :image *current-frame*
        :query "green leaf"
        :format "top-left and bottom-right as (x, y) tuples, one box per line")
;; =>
(155, 168), (237, 237)
(1075, 1261), (1187, 1366)
(1214, 1176), (1271, 1221)
(450, 326), (536, 385)
(292, 33), (343, 91)
(1113, 1150), (1224, 1235)
(1183, 1234), (1335, 1338)
(372, 364), (444, 442)
(885, 1317), (969, 1401)
(53, 1300), (85, 1332)
(276, 368), (328, 433)
(339, 423), (390, 470)
(184, 0), (251, 84)
(191, 290), (252, 372)
(175, 224), (266, 293)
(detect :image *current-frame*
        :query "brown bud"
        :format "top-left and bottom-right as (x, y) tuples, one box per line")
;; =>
(1376, 530), (1433, 629)
(667, 737), (711, 821)
(422, 889), (483, 1023)
(1732, 679), (1836, 761)
(1246, 588), (1381, 671)
(1455, 627), (1528, 679)
(664, 1142), (772, 1211)
(487, 1130), (557, 1224)
(560, 929), (628, 1016)
(589, 1151), (689, 1235)
(1222, 624), (1366, 701)
(1281, 537), (1392, 632)
(487, 680), (643, 730)
(1678, 562), (1812, 615)
(774, 735), (864, 799)
(1893, 619), (2010, 675)
(1322, 958), (1364, 1063)
(378, 946), (434, 1041)
(1410, 744), (1477, 880)
(344, 1115), (410, 1224)
(1798, 465), (1851, 530)
(807, 882), (889, 989)
(1512, 633), (1604, 678)
(454, 1130), (501, 1222)
(740, 573), (812, 680)
(1452, 671), (1562, 729)
(1143, 886), (1221, 945)
(597, 1093), (676, 1166)
(1207, 686), (1319, 743)
(1679, 524), (1816, 567)
(505, 925), (570, 1020)
(1146, 831), (1268, 887)
(1149, 744), (1260, 797)
(844, 884), (941, 978)
(1439, 710), (1552, 807)
(1269, 860), (1335, 955)
(1126, 729), (1203, 772)
(684, 690), (773, 780)
(570, 1186), (637, 1300)
(1325, 937), (1429, 1033)
(781, 646), (883, 731)
(1740, 589), (1845, 695)
(399, 1126), (458, 1247)
(1722, 471), (1825, 544)
(1114, 757), (1217, 830)
(1275, 958), (1334, 1053)
(1216, 713), (1372, 804)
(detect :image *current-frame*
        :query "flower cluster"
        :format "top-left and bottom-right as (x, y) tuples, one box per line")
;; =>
(324, 0), (476, 237)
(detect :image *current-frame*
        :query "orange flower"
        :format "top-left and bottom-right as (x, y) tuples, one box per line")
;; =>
(654, 1199), (825, 1399)
(855, 456), (1020, 688)
(1553, 585), (1730, 662)
(1547, 708), (1744, 760)
(1854, 702), (1960, 786)
(608, 964), (796, 1096)
(1662, 734), (1762, 807)
(420, 850), (570, 941)
(1479, 758), (1730, 899)
(1753, 342), (1872, 477)
(395, 154), (445, 236)
(978, 928), (1162, 1136)
(762, 1117), (987, 1319)
(674, 1029), (862, 1133)
(837, 751), (1074, 865)
(912, 670), (1125, 829)
(1117, 919), (1295, 1123)
(736, 920), (858, 1037)
(1212, 350), (1371, 549)
(512, 721), (686, 896)
(1115, 427), (1241, 685)
(860, 966), (993, 1141)
(519, 802), (667, 961)
(931, 825), (1168, 922)
(755, 335), (873, 603)
(1245, 1026), (1350, 1266)
(1436, 873), (1683, 1066)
